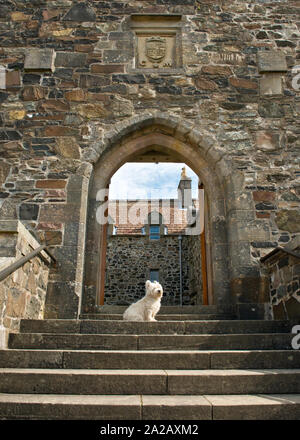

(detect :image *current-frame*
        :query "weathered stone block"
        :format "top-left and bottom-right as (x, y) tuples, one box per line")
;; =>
(275, 210), (300, 233)
(103, 50), (133, 63)
(91, 64), (125, 74)
(63, 3), (96, 22)
(11, 12), (31, 22)
(257, 50), (287, 73)
(79, 75), (111, 88)
(39, 204), (81, 223)
(253, 191), (276, 202)
(201, 65), (232, 76)
(6, 70), (21, 88)
(43, 126), (79, 137)
(229, 77), (258, 90)
(22, 86), (46, 101)
(38, 100), (70, 112)
(6, 288), (27, 317)
(55, 52), (87, 68)
(65, 89), (86, 102)
(55, 137), (81, 159)
(194, 77), (218, 91)
(112, 74), (146, 84)
(111, 96), (134, 117)
(0, 161), (10, 186)
(36, 180), (66, 189)
(19, 203), (39, 221)
(77, 103), (109, 119)
(258, 102), (285, 118)
(256, 131), (280, 152)
(260, 73), (282, 95)
(44, 230), (63, 246)
(220, 102), (245, 111)
(24, 49), (56, 72)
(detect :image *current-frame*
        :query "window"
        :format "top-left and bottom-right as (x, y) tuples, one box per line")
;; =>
(149, 225), (160, 240)
(150, 270), (159, 283)
(141, 226), (146, 235)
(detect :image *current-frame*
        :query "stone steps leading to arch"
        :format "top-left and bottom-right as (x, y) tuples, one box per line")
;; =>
(0, 314), (299, 420)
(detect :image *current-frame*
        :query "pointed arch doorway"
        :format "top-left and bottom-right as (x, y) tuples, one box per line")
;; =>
(82, 119), (232, 312)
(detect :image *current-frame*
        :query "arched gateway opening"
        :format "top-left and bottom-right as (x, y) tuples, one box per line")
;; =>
(103, 163), (205, 307)
(81, 113), (234, 314)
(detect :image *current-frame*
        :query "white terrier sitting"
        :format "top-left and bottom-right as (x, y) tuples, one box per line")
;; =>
(123, 280), (163, 322)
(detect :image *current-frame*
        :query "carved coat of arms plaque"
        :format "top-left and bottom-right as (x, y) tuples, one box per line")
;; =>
(145, 37), (166, 63)
(136, 35), (175, 69)
(131, 15), (181, 70)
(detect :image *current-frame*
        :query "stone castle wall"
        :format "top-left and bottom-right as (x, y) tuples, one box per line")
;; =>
(0, 221), (51, 347)
(0, 0), (299, 318)
(261, 237), (300, 320)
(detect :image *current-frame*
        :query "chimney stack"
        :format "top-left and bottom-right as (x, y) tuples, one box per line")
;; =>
(177, 167), (192, 209)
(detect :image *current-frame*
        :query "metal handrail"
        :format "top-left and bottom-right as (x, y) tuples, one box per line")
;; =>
(260, 246), (300, 263)
(0, 245), (56, 282)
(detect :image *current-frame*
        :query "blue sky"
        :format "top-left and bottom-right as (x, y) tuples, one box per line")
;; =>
(109, 163), (199, 200)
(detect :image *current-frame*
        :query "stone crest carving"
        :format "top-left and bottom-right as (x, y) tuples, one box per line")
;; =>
(137, 35), (174, 69)
(145, 37), (166, 64)
(131, 16), (182, 70)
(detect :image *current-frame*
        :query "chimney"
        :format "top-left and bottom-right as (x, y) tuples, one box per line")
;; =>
(177, 167), (192, 209)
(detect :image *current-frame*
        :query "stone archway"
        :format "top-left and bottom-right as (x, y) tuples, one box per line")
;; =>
(82, 112), (236, 313)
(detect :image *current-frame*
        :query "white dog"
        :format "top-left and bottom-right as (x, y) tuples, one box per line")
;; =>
(123, 280), (163, 322)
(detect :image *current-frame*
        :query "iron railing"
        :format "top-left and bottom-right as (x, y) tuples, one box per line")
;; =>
(0, 245), (56, 282)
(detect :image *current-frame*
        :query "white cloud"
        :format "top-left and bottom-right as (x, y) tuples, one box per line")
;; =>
(109, 163), (199, 200)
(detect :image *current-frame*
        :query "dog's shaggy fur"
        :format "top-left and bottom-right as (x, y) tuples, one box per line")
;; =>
(123, 280), (163, 322)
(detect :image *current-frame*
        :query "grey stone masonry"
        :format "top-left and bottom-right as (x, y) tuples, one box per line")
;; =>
(104, 235), (198, 306)
(261, 237), (300, 320)
(0, 221), (52, 348)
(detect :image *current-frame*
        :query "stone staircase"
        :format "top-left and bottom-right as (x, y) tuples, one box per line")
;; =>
(0, 305), (299, 420)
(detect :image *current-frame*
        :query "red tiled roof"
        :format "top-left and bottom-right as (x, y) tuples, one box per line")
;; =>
(108, 199), (198, 235)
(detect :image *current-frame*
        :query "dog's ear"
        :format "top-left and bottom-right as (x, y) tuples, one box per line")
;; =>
(145, 280), (151, 288)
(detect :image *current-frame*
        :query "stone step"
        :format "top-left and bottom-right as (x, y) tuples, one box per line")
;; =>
(88, 305), (228, 315)
(1, 349), (299, 370)
(9, 333), (293, 350)
(0, 393), (299, 420)
(201, 394), (300, 420)
(0, 368), (299, 395)
(19, 319), (293, 335)
(0, 393), (141, 420)
(80, 313), (236, 321)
